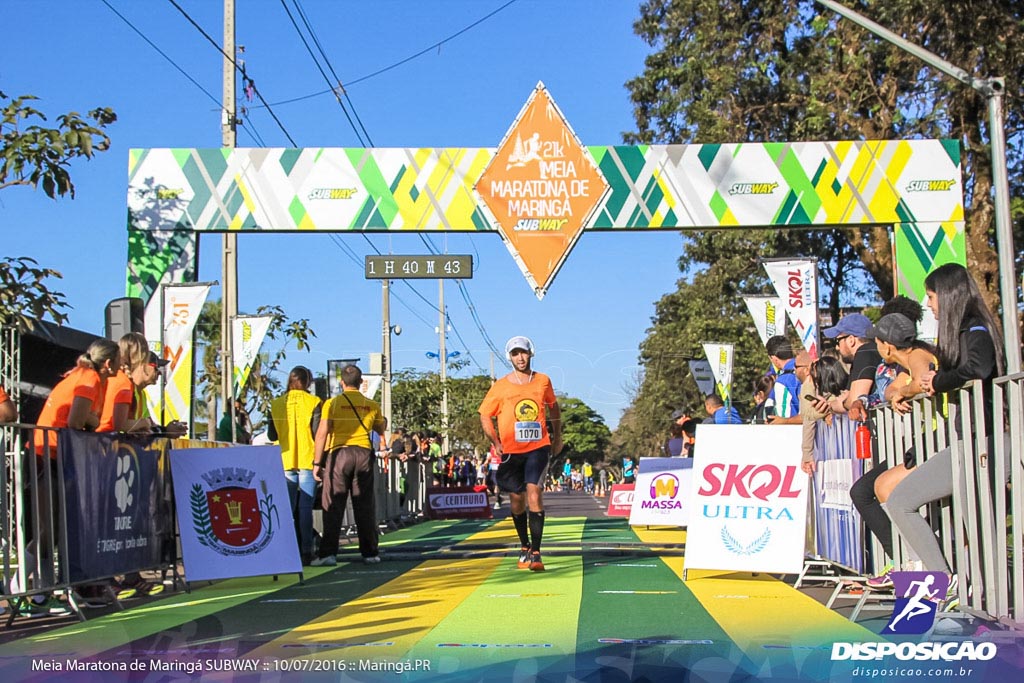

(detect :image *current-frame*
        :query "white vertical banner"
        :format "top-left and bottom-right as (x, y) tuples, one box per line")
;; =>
(688, 359), (717, 398)
(742, 295), (786, 346)
(232, 315), (273, 398)
(685, 425), (807, 574)
(145, 283), (212, 425)
(701, 343), (734, 404)
(359, 374), (383, 400)
(762, 258), (819, 358)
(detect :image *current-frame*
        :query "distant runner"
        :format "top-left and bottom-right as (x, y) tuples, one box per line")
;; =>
(479, 336), (562, 572)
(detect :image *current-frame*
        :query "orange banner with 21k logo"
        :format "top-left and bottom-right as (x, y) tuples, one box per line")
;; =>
(475, 82), (608, 299)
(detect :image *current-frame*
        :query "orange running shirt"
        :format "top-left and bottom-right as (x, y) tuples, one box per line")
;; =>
(0, 386), (8, 403)
(478, 372), (556, 455)
(98, 370), (135, 432)
(34, 366), (104, 455)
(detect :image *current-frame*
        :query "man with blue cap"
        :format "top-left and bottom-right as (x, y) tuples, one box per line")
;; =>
(479, 335), (562, 572)
(818, 312), (881, 421)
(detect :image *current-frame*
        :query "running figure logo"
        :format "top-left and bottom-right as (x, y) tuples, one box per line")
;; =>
(883, 571), (950, 634)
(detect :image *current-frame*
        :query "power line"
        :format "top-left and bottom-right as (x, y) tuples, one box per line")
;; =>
(277, 0), (368, 146)
(292, 0), (374, 146)
(100, 0), (263, 148)
(165, 0), (297, 145)
(253, 0), (520, 109)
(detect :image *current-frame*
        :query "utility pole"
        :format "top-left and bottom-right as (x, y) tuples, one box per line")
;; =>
(381, 279), (392, 435)
(221, 0), (239, 439)
(438, 280), (448, 451)
(815, 0), (1020, 373)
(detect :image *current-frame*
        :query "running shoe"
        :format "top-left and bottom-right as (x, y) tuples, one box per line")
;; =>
(865, 563), (895, 590)
(517, 546), (531, 569)
(529, 552), (545, 572)
(24, 596), (71, 618)
(310, 555), (337, 567)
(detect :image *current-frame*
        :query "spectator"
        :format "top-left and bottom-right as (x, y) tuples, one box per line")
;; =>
(703, 393), (743, 424)
(268, 366), (322, 566)
(217, 399), (252, 444)
(818, 313), (880, 421)
(765, 335), (801, 419)
(0, 385), (16, 423)
(886, 264), (1004, 591)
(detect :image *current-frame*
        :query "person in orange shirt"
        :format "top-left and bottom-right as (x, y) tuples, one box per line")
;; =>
(0, 385), (16, 423)
(98, 332), (177, 434)
(479, 336), (562, 572)
(27, 338), (119, 604)
(35, 338), (120, 455)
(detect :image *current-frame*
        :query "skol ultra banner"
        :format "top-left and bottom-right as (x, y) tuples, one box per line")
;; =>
(701, 343), (734, 404)
(763, 258), (819, 358)
(60, 430), (172, 583)
(170, 445), (301, 581)
(742, 295), (786, 346)
(232, 315), (272, 398)
(628, 457), (694, 527)
(474, 82), (610, 299)
(685, 425), (807, 575)
(144, 283), (211, 426)
(688, 359), (717, 398)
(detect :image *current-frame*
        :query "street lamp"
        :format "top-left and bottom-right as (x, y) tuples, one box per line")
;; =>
(425, 351), (460, 361)
(814, 0), (1020, 373)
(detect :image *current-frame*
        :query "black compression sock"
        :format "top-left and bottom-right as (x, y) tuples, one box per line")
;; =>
(511, 511), (530, 548)
(528, 510), (545, 552)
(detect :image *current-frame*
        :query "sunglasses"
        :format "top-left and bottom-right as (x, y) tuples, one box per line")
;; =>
(834, 335), (851, 343)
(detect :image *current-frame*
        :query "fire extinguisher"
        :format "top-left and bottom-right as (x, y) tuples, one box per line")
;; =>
(855, 420), (872, 460)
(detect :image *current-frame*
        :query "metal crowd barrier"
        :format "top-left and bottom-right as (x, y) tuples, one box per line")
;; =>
(871, 376), (1024, 626)
(2, 423), (73, 620)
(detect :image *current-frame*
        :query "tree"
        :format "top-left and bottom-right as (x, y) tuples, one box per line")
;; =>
(390, 361), (493, 454)
(2, 91), (116, 198)
(0, 257), (69, 330)
(0, 92), (116, 329)
(194, 300), (316, 438)
(617, 1), (1023, 450)
(557, 397), (612, 463)
(625, 0), (1023, 320)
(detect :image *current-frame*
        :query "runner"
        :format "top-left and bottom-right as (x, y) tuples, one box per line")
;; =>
(479, 336), (562, 572)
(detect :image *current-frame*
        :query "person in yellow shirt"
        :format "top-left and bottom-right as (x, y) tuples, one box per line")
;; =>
(479, 336), (562, 572)
(312, 364), (385, 566)
(268, 366), (322, 566)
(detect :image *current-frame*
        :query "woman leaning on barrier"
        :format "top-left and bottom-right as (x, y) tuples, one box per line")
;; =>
(22, 338), (119, 614)
(884, 263), (1005, 596)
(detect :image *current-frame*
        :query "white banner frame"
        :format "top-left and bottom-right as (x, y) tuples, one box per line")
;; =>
(684, 425), (807, 576)
(628, 457), (694, 527)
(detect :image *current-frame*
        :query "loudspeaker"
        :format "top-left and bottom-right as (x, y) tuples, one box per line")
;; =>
(105, 297), (145, 340)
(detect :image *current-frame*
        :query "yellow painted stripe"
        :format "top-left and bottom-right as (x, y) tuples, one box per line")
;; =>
(249, 558), (502, 661)
(632, 526), (875, 652)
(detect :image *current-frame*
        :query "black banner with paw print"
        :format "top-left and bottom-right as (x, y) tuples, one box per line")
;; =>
(59, 430), (172, 583)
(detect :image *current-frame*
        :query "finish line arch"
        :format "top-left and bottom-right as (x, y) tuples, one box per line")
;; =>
(125, 83), (965, 421)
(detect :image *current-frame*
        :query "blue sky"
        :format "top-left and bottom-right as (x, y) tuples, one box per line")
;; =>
(3, 0), (688, 429)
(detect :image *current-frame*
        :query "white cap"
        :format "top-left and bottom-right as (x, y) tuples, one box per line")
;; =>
(505, 335), (534, 358)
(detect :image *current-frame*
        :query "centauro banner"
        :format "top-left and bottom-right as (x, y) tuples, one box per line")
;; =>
(144, 283), (212, 426)
(701, 343), (734, 404)
(232, 315), (272, 398)
(742, 295), (786, 346)
(763, 258), (819, 358)
(685, 425), (807, 575)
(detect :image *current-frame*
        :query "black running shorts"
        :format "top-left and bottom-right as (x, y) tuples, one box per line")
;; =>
(495, 446), (551, 493)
